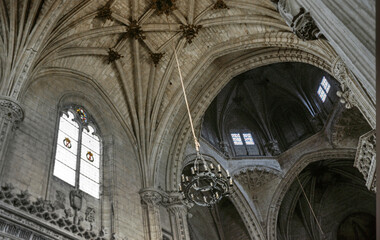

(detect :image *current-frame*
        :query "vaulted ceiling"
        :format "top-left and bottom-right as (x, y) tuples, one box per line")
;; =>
(0, 0), (340, 188)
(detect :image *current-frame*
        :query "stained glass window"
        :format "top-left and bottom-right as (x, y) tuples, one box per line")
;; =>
(53, 107), (100, 199)
(318, 76), (330, 102)
(242, 133), (255, 145)
(231, 133), (243, 145)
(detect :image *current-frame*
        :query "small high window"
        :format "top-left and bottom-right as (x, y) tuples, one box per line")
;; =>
(231, 133), (243, 145)
(53, 106), (101, 199)
(231, 133), (255, 145)
(242, 133), (255, 145)
(317, 76), (330, 102)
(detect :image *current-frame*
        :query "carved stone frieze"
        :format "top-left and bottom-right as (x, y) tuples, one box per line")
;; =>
(152, 0), (176, 15)
(234, 167), (281, 190)
(0, 183), (106, 240)
(355, 130), (376, 192)
(180, 24), (202, 44)
(291, 8), (324, 40)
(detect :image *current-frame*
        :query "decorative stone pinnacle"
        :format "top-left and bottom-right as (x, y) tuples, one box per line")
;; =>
(107, 48), (123, 64)
(124, 20), (146, 40)
(152, 0), (176, 15)
(180, 24), (202, 44)
(150, 52), (165, 66)
(213, 0), (229, 10)
(96, 2), (113, 21)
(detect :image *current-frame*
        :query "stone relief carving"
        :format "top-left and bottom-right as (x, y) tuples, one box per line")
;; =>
(180, 24), (202, 44)
(124, 20), (146, 40)
(107, 48), (123, 64)
(355, 130), (376, 192)
(218, 141), (231, 158)
(0, 183), (106, 240)
(96, 0), (114, 21)
(53, 190), (66, 210)
(234, 167), (281, 190)
(0, 98), (24, 126)
(150, 52), (165, 67)
(332, 58), (357, 109)
(291, 8), (324, 40)
(331, 107), (371, 148)
(69, 190), (83, 211)
(213, 0), (229, 10)
(152, 0), (176, 15)
(265, 140), (281, 156)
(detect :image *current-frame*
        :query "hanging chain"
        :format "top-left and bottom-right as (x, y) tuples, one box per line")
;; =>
(165, 15), (200, 153)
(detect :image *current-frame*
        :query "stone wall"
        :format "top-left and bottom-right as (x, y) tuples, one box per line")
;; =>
(0, 74), (145, 240)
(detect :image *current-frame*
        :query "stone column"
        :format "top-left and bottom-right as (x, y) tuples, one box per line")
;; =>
(332, 58), (376, 129)
(274, 0), (375, 102)
(0, 97), (24, 177)
(140, 188), (163, 240)
(167, 203), (190, 240)
(354, 130), (376, 192)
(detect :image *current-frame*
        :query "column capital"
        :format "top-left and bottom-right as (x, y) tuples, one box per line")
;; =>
(139, 188), (163, 206)
(0, 97), (24, 125)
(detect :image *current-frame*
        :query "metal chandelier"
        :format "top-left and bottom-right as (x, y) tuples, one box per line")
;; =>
(171, 31), (232, 207)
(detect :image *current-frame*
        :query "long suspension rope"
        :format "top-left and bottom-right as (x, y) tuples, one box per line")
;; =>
(166, 15), (200, 153)
(296, 176), (325, 237)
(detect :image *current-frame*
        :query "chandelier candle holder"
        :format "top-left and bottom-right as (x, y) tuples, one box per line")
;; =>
(179, 153), (233, 207)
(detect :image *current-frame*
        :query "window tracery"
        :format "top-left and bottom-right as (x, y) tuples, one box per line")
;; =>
(53, 105), (101, 199)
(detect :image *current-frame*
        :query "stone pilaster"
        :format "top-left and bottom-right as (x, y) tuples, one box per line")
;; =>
(167, 204), (190, 240)
(332, 58), (376, 128)
(354, 130), (376, 192)
(140, 188), (163, 240)
(0, 97), (24, 177)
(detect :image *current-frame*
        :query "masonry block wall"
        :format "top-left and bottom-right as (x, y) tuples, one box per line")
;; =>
(0, 75), (145, 240)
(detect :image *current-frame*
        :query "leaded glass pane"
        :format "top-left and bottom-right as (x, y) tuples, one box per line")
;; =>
(242, 133), (255, 145)
(231, 133), (243, 145)
(317, 86), (327, 102)
(81, 144), (100, 168)
(57, 130), (78, 156)
(53, 113), (79, 185)
(59, 115), (79, 141)
(55, 145), (77, 170)
(82, 128), (100, 155)
(321, 77), (330, 93)
(53, 161), (76, 186)
(80, 159), (99, 183)
(79, 174), (99, 198)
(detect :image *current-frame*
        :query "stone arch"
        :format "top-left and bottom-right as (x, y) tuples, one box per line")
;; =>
(182, 153), (266, 240)
(266, 148), (357, 240)
(160, 35), (338, 192)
